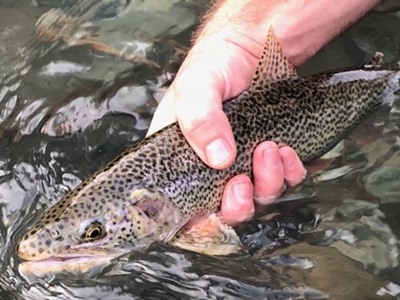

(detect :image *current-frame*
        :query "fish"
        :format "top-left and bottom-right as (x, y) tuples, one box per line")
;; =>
(15, 28), (400, 278)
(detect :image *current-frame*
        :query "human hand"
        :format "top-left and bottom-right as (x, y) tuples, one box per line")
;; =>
(147, 29), (306, 225)
(147, 0), (378, 225)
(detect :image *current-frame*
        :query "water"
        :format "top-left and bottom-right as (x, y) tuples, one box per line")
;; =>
(0, 1), (400, 299)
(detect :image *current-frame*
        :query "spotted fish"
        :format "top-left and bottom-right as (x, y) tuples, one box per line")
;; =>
(16, 29), (400, 277)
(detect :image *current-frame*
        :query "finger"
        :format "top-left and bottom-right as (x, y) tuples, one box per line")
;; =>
(173, 34), (262, 170)
(174, 61), (237, 170)
(253, 141), (285, 205)
(279, 146), (307, 186)
(220, 174), (255, 225)
(148, 33), (259, 168)
(147, 61), (237, 169)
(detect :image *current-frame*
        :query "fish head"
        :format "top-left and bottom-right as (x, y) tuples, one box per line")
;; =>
(16, 180), (186, 265)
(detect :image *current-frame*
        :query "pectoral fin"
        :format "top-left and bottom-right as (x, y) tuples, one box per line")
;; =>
(171, 214), (242, 256)
(250, 27), (298, 92)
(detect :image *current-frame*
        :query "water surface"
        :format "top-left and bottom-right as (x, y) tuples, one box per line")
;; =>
(0, 1), (400, 299)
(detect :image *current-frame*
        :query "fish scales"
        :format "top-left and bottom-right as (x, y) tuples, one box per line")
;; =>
(122, 72), (393, 217)
(25, 73), (391, 232)
(15, 29), (400, 277)
(18, 69), (398, 252)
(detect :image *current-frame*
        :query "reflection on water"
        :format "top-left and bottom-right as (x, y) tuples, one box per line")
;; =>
(0, 0), (400, 299)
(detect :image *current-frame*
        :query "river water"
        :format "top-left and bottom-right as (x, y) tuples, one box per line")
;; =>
(0, 1), (400, 299)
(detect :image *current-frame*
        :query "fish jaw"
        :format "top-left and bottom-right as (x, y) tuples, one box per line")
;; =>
(18, 253), (125, 282)
(16, 232), (144, 279)
(16, 235), (129, 261)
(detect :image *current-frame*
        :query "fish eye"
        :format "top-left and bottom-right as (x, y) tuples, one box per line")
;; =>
(51, 229), (60, 238)
(80, 220), (106, 242)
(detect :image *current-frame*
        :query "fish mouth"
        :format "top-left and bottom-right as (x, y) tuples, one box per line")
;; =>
(18, 250), (128, 279)
(28, 253), (107, 262)
(19, 251), (121, 263)
(17, 245), (128, 262)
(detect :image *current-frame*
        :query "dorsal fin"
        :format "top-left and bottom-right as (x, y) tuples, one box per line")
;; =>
(250, 27), (298, 92)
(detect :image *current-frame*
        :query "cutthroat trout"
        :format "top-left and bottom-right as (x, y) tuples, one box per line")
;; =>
(16, 29), (400, 277)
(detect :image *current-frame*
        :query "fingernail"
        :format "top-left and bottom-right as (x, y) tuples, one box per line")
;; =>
(225, 181), (254, 223)
(232, 182), (252, 205)
(262, 145), (280, 167)
(205, 138), (232, 167)
(281, 147), (296, 170)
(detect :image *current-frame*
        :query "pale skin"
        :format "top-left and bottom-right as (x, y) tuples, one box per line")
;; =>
(147, 0), (380, 224)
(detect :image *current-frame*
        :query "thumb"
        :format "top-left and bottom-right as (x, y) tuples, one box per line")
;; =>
(173, 63), (237, 169)
(147, 33), (259, 169)
(146, 63), (237, 169)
